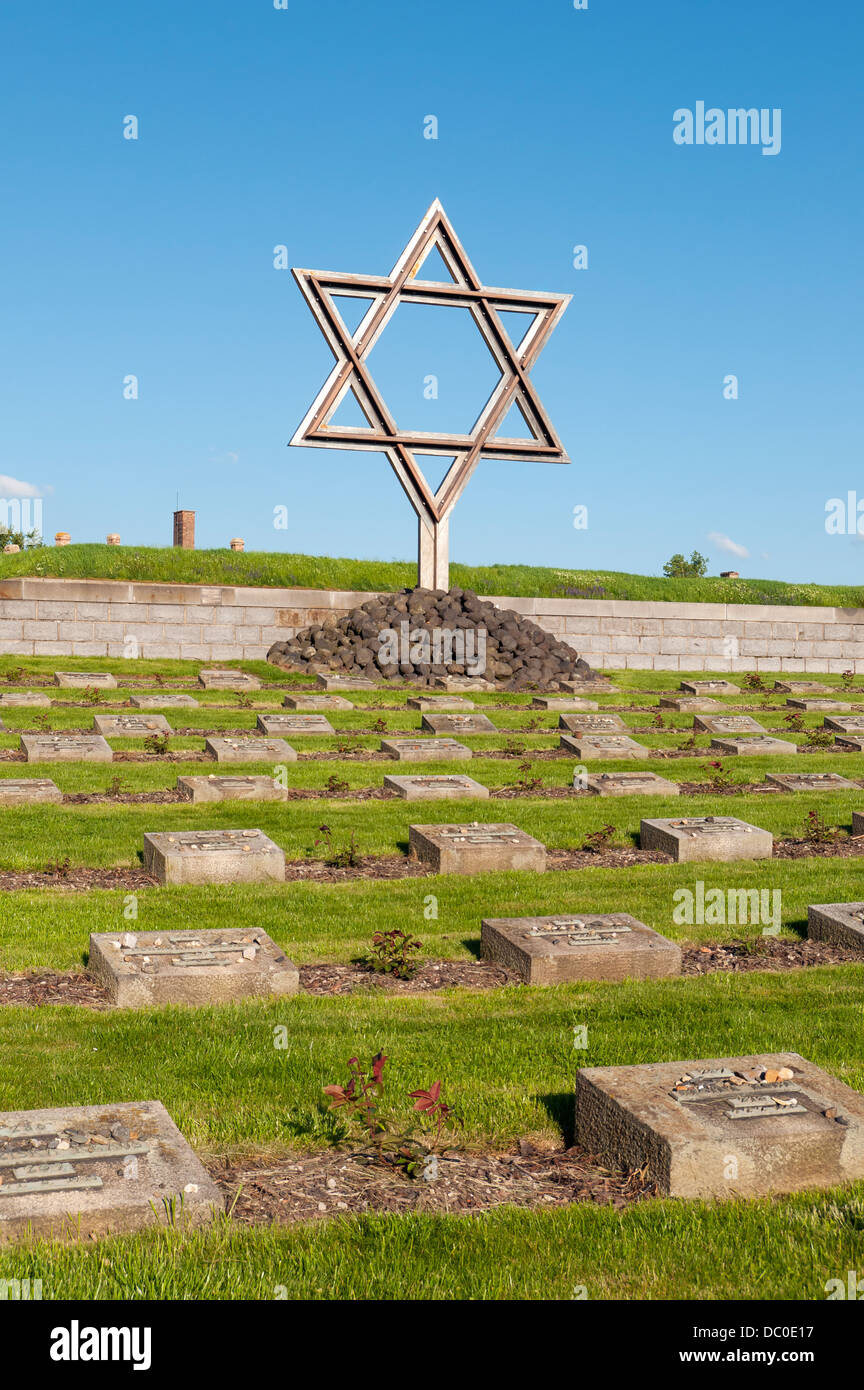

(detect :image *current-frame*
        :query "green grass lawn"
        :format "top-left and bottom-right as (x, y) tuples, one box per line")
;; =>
(3, 1190), (862, 1300)
(3, 657), (864, 1300)
(2, 543), (862, 606)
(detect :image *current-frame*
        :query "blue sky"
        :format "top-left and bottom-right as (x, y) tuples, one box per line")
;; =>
(0, 0), (861, 582)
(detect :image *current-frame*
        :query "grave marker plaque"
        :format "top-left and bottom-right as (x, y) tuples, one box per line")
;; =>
(0, 1100), (222, 1241)
(256, 714), (333, 736)
(574, 1053), (864, 1198)
(774, 681), (833, 694)
(21, 734), (113, 763)
(658, 697), (722, 713)
(693, 715), (766, 735)
(433, 677), (496, 692)
(560, 733), (649, 760)
(197, 670), (262, 692)
(640, 815), (772, 862)
(420, 712), (497, 735)
(481, 913), (681, 984)
(807, 902), (864, 950)
(94, 714), (173, 737)
(383, 773), (489, 801)
(408, 821), (546, 874)
(560, 679), (618, 694)
(824, 715), (864, 733)
(0, 778), (62, 805)
(679, 680), (739, 695)
(54, 672), (117, 689)
(709, 736), (797, 756)
(143, 829), (286, 884)
(0, 692), (51, 707)
(559, 712), (626, 733)
(380, 737), (472, 762)
(531, 697), (598, 712)
(89, 928), (299, 1007)
(257, 713), (335, 736)
(177, 775), (289, 803)
(406, 696), (475, 711)
(283, 694), (353, 711)
(765, 772), (857, 793)
(786, 699), (852, 712)
(586, 771), (679, 797)
(315, 673), (376, 691)
(131, 694), (200, 709)
(204, 736), (297, 764)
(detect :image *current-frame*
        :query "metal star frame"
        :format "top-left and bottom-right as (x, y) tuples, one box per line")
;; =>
(290, 199), (571, 588)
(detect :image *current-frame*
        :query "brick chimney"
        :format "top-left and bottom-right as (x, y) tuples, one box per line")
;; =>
(173, 510), (195, 549)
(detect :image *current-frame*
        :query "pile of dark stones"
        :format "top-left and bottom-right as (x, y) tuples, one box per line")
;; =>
(267, 587), (594, 690)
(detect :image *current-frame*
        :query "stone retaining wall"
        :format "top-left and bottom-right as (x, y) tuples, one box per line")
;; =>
(1, 577), (863, 672)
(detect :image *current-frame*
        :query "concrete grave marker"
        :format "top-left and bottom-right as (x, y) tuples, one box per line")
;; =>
(786, 699), (853, 712)
(560, 734), (649, 760)
(131, 694), (200, 709)
(640, 815), (772, 861)
(406, 696), (475, 711)
(256, 714), (333, 735)
(383, 774), (489, 801)
(693, 715), (766, 735)
(586, 771), (679, 797)
(88, 928), (299, 1007)
(531, 697), (598, 711)
(408, 821), (546, 874)
(0, 778), (62, 805)
(679, 680), (739, 695)
(197, 670), (262, 691)
(177, 775), (289, 803)
(315, 673), (375, 691)
(54, 671), (117, 689)
(709, 735), (797, 756)
(658, 697), (722, 713)
(824, 715), (864, 733)
(560, 679), (618, 694)
(204, 736), (296, 763)
(283, 694), (353, 711)
(574, 1053), (864, 1199)
(765, 772), (857, 793)
(481, 913), (681, 984)
(420, 712), (497, 735)
(257, 713), (336, 736)
(93, 714), (173, 736)
(0, 692), (51, 707)
(558, 712), (626, 733)
(0, 1100), (222, 1241)
(774, 681), (834, 694)
(433, 677), (496, 692)
(380, 737), (472, 762)
(835, 736), (864, 752)
(143, 829), (285, 884)
(21, 734), (113, 763)
(807, 902), (864, 950)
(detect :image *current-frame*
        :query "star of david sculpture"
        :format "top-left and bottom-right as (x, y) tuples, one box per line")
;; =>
(290, 199), (571, 590)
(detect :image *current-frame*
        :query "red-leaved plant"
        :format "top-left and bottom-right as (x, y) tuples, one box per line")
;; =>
(324, 1052), (462, 1177)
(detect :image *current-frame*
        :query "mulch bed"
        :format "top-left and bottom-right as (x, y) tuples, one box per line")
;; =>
(773, 836), (864, 859)
(0, 970), (110, 1008)
(300, 959), (518, 995)
(209, 1144), (651, 1225)
(682, 938), (864, 974)
(63, 790), (186, 805)
(0, 867), (157, 892)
